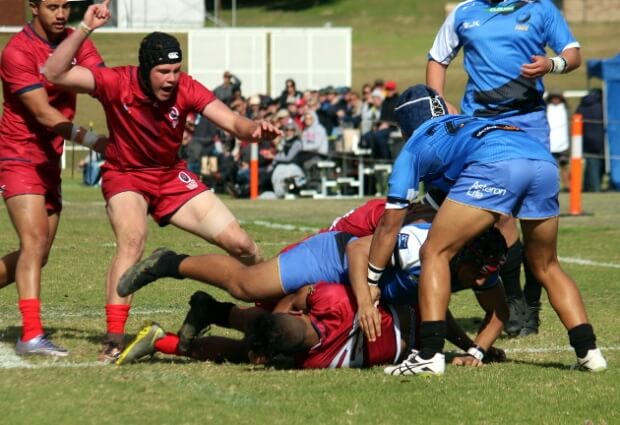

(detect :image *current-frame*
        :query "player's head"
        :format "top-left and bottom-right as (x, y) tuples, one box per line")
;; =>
(246, 313), (310, 363)
(138, 32), (183, 101)
(30, 0), (71, 37)
(394, 84), (447, 139)
(455, 227), (508, 287)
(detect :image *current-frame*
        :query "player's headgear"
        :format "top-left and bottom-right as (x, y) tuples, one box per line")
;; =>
(394, 84), (447, 139)
(138, 32), (183, 95)
(458, 227), (508, 277)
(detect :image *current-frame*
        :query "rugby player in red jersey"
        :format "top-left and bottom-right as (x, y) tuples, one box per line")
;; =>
(0, 0), (108, 356)
(44, 1), (281, 362)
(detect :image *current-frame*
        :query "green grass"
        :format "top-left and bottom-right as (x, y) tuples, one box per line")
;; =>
(0, 180), (618, 424)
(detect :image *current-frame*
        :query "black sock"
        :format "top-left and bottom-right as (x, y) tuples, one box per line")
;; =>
(500, 241), (524, 300)
(211, 301), (235, 328)
(568, 323), (596, 358)
(418, 321), (446, 360)
(522, 255), (543, 307)
(159, 253), (188, 279)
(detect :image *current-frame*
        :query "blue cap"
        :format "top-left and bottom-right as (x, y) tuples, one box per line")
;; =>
(394, 84), (447, 139)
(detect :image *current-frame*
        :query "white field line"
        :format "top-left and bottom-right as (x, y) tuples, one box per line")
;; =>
(559, 256), (620, 269)
(1, 344), (618, 370)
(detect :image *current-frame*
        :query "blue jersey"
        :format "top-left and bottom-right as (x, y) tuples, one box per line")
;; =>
(278, 223), (497, 303)
(387, 115), (555, 208)
(428, 0), (579, 117)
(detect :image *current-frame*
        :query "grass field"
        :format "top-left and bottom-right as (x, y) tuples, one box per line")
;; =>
(0, 177), (618, 425)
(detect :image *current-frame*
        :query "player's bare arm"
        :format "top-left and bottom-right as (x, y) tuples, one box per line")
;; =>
(426, 59), (459, 114)
(202, 99), (282, 142)
(44, 0), (111, 92)
(346, 236), (382, 342)
(521, 47), (581, 79)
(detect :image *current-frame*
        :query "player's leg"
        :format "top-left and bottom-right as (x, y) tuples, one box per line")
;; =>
(520, 217), (606, 371)
(417, 201), (498, 357)
(169, 190), (261, 265)
(100, 191), (149, 362)
(6, 195), (66, 356)
(495, 215), (528, 336)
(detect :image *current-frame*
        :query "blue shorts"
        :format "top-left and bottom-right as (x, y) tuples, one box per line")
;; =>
(495, 110), (550, 150)
(278, 232), (353, 294)
(447, 159), (559, 219)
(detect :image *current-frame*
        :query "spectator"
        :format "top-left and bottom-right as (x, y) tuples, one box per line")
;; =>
(213, 70), (241, 105)
(269, 122), (306, 198)
(577, 88), (606, 192)
(380, 80), (399, 124)
(546, 91), (570, 190)
(278, 78), (303, 109)
(178, 113), (201, 175)
(360, 88), (383, 136)
(299, 112), (329, 173)
(247, 95), (262, 120)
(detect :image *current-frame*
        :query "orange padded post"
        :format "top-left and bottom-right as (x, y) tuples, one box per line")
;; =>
(569, 113), (583, 215)
(250, 142), (259, 200)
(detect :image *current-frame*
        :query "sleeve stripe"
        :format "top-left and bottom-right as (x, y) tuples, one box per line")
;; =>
(14, 83), (43, 95)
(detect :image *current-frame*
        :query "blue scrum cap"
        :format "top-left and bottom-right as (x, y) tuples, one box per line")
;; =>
(394, 84), (447, 139)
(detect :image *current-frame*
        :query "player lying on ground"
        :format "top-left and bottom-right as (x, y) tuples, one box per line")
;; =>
(116, 282), (506, 368)
(362, 84), (607, 375)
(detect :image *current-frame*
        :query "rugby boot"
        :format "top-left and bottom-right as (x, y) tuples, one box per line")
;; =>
(116, 323), (165, 365)
(177, 290), (217, 355)
(117, 248), (179, 297)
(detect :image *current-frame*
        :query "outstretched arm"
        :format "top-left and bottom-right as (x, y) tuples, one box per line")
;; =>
(44, 0), (111, 92)
(201, 100), (282, 143)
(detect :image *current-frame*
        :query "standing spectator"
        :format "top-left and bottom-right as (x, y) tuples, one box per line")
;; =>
(546, 91), (570, 190)
(577, 88), (606, 192)
(214, 70), (241, 106)
(380, 80), (399, 124)
(426, 0), (582, 337)
(360, 88), (383, 136)
(44, 4), (281, 362)
(278, 78), (303, 109)
(0, 0), (106, 356)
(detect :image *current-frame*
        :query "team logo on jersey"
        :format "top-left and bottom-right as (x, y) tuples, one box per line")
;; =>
(397, 232), (410, 250)
(473, 124), (522, 138)
(462, 20), (480, 30)
(515, 24), (529, 31)
(178, 171), (198, 190)
(168, 106), (180, 129)
(466, 181), (507, 199)
(517, 12), (531, 23)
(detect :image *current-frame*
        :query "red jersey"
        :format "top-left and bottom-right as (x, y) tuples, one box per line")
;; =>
(90, 66), (216, 171)
(326, 198), (386, 237)
(0, 25), (103, 165)
(295, 283), (399, 369)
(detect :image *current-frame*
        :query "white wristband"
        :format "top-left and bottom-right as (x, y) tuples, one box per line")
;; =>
(367, 262), (385, 286)
(467, 346), (485, 361)
(549, 56), (568, 74)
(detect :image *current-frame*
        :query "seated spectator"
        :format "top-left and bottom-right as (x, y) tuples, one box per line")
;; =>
(247, 95), (262, 120)
(360, 88), (383, 135)
(576, 88), (606, 192)
(278, 78), (303, 109)
(269, 123), (306, 197)
(380, 81), (399, 124)
(299, 111), (329, 173)
(79, 150), (104, 187)
(214, 70), (241, 105)
(178, 113), (200, 175)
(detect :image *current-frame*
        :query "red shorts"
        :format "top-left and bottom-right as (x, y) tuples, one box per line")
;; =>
(0, 161), (62, 212)
(101, 166), (208, 225)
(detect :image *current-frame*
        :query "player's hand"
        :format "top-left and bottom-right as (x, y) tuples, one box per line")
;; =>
(358, 302), (382, 342)
(521, 55), (552, 79)
(483, 346), (507, 363)
(83, 0), (112, 31)
(451, 355), (484, 367)
(445, 101), (459, 115)
(369, 285), (381, 305)
(251, 120), (282, 141)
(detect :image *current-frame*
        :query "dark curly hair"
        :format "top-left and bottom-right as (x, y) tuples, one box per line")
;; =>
(245, 313), (308, 361)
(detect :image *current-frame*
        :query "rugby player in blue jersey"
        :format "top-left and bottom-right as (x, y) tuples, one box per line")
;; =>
(360, 85), (606, 375)
(426, 0), (582, 337)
